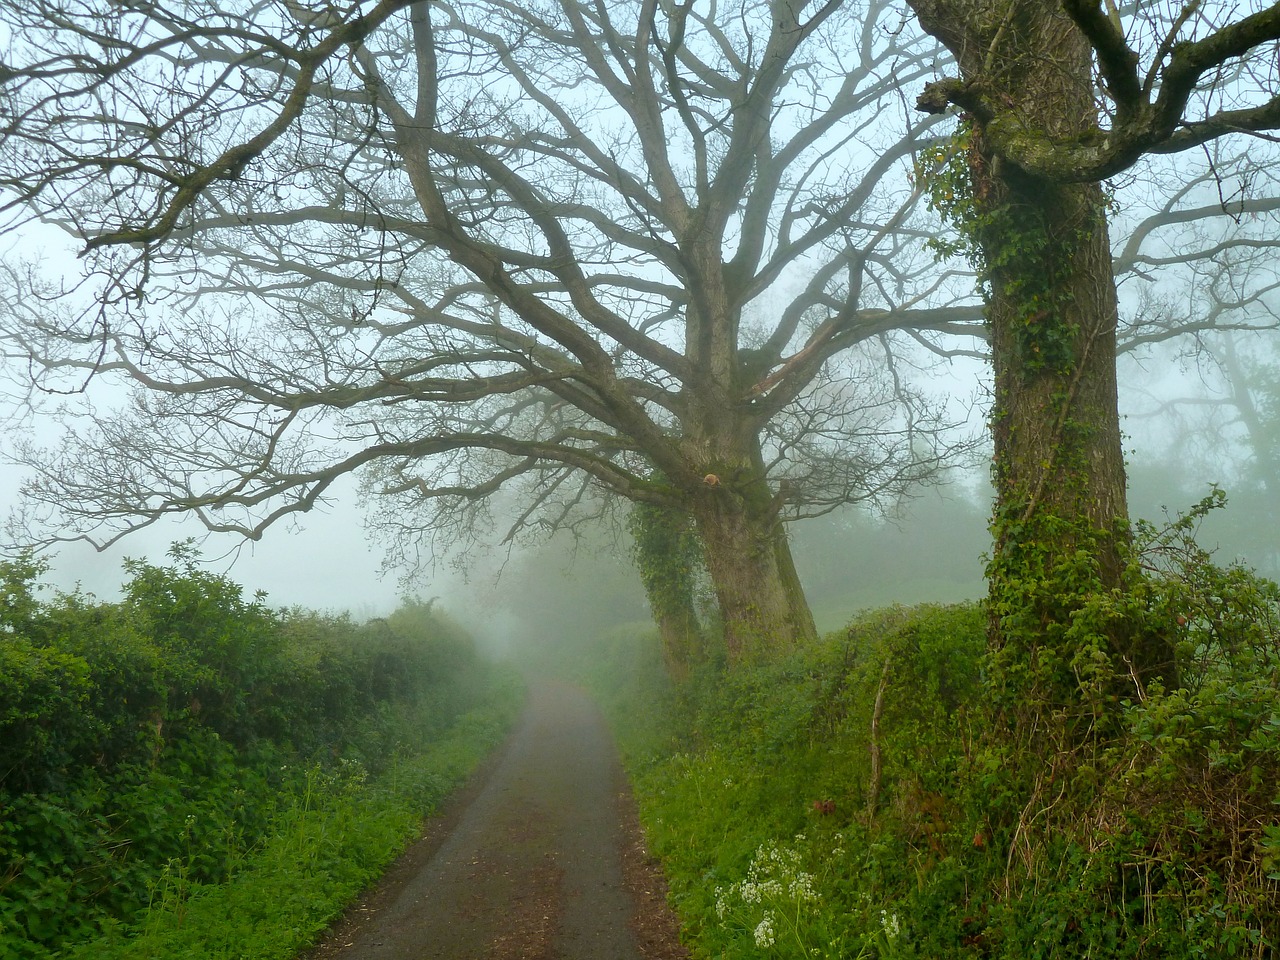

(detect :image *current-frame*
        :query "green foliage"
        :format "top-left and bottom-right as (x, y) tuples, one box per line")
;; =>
(0, 634), (93, 786)
(49, 694), (519, 960)
(0, 550), (516, 959)
(583, 518), (1280, 959)
(0, 554), (48, 633)
(577, 604), (989, 959)
(627, 498), (710, 675)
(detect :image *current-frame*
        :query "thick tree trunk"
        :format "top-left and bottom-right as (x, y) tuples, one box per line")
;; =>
(985, 184), (1127, 573)
(681, 431), (816, 660)
(980, 167), (1177, 703)
(911, 0), (1178, 709)
(654, 604), (703, 684)
(676, 355), (818, 660)
(693, 490), (817, 660)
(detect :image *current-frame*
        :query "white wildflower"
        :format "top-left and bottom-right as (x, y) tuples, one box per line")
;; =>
(787, 870), (820, 903)
(880, 910), (901, 940)
(754, 911), (777, 948)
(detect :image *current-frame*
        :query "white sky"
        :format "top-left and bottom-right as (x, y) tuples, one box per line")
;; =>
(0, 228), (428, 615)
(0, 459), (412, 614)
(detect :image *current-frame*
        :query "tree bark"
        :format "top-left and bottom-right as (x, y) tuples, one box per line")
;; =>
(911, 0), (1178, 705)
(627, 499), (706, 682)
(689, 453), (817, 661)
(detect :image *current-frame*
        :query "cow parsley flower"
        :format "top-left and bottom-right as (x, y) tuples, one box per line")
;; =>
(754, 911), (777, 948)
(880, 909), (901, 940)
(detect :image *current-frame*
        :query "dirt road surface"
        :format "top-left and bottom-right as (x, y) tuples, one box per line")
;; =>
(302, 679), (688, 960)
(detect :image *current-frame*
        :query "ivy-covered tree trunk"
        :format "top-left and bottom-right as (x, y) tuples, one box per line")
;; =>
(633, 423), (817, 665)
(689, 463), (817, 662)
(628, 501), (705, 682)
(675, 427), (814, 660)
(911, 0), (1177, 714)
(979, 161), (1161, 709)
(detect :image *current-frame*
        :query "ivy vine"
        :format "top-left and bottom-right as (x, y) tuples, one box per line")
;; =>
(916, 120), (1092, 376)
(627, 498), (707, 637)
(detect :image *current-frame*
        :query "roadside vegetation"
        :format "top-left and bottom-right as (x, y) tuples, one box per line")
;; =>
(556, 495), (1280, 958)
(0, 546), (520, 960)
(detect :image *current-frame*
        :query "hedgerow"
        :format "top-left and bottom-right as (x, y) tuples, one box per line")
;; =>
(579, 501), (1280, 958)
(0, 545), (516, 958)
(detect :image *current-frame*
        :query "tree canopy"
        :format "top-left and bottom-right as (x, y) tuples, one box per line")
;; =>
(0, 0), (981, 652)
(1, 0), (1279, 656)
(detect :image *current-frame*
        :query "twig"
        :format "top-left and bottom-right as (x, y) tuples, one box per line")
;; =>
(867, 658), (892, 817)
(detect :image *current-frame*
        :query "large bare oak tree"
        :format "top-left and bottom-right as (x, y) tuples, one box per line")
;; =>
(2, 0), (1277, 667)
(0, 0), (977, 658)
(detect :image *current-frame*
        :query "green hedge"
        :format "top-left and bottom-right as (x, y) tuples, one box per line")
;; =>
(585, 571), (1280, 957)
(0, 548), (516, 958)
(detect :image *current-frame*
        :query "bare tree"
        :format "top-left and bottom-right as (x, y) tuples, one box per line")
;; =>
(3, 0), (1276, 665)
(906, 0), (1280, 699)
(0, 0), (979, 657)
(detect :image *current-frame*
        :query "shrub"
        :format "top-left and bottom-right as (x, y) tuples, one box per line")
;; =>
(0, 550), (506, 958)
(593, 506), (1280, 959)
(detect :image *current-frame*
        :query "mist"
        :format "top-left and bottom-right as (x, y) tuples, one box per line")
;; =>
(9, 324), (1279, 663)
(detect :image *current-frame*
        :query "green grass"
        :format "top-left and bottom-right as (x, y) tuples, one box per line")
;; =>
(569, 593), (1280, 960)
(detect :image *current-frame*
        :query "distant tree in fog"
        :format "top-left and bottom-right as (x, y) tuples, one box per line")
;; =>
(1127, 326), (1280, 577)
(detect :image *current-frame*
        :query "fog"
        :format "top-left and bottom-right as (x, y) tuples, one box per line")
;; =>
(5, 325), (1278, 659)
(0, 467), (405, 615)
(1, 28), (1277, 654)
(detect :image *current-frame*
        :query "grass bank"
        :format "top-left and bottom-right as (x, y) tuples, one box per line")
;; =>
(568, 575), (1280, 956)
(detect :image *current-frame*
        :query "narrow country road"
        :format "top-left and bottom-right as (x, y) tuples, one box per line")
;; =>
(302, 679), (687, 960)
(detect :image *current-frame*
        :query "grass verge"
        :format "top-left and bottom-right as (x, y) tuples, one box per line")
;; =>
(57, 672), (523, 960)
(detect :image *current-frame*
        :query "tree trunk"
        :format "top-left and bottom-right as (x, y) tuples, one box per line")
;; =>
(911, 0), (1177, 713)
(627, 499), (706, 682)
(692, 475), (817, 661)
(980, 165), (1171, 706)
(674, 336), (819, 659)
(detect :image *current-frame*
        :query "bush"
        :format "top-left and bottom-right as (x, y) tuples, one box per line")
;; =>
(590, 514), (1280, 959)
(587, 604), (986, 959)
(0, 550), (507, 958)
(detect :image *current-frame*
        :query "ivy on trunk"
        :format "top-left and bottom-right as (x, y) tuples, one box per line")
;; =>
(907, 0), (1201, 720)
